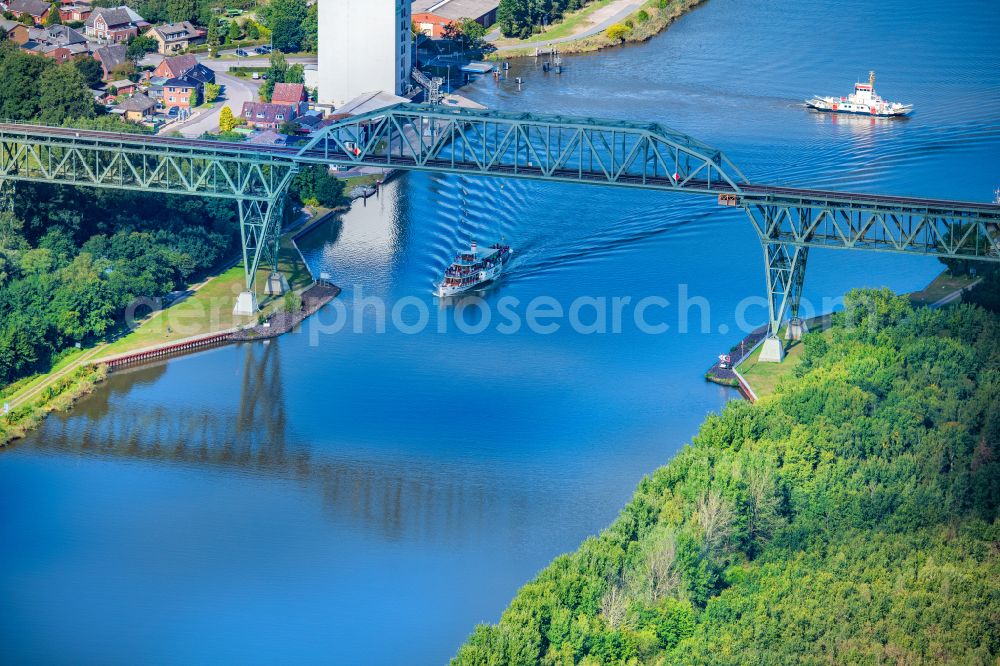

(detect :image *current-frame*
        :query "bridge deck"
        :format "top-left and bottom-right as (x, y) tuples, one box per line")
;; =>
(2, 122), (998, 217)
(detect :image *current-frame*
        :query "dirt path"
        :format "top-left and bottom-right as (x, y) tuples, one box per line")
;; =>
(6, 343), (107, 411)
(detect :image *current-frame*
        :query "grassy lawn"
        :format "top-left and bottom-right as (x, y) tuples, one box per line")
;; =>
(98, 232), (314, 358)
(737, 336), (807, 398)
(908, 270), (977, 307)
(342, 174), (382, 189)
(493, 0), (617, 45)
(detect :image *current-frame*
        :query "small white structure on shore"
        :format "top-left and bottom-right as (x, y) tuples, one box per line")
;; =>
(317, 0), (413, 108)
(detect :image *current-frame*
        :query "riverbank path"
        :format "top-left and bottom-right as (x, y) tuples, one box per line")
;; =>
(488, 0), (646, 52)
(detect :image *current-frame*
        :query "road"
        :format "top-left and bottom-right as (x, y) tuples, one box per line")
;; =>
(163, 71), (259, 138)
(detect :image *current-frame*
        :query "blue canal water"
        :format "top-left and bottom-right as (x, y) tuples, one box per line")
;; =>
(2, 0), (998, 663)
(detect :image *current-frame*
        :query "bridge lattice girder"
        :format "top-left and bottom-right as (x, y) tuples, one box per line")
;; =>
(0, 126), (296, 201)
(2, 110), (999, 344)
(740, 193), (1000, 261)
(298, 103), (749, 194)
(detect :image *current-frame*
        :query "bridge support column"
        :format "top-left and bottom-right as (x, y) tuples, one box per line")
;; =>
(234, 195), (286, 316)
(759, 241), (809, 363)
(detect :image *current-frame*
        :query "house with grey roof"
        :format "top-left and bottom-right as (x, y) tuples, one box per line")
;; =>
(144, 20), (203, 54)
(94, 43), (128, 80)
(85, 5), (144, 42)
(7, 0), (51, 24)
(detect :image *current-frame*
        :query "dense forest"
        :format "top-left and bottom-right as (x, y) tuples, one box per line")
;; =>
(454, 288), (1000, 664)
(0, 42), (342, 387)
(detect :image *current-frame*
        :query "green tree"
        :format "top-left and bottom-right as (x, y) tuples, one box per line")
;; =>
(226, 17), (240, 43)
(165, 0), (196, 23)
(37, 63), (94, 124)
(44, 3), (61, 25)
(206, 17), (221, 47)
(73, 56), (104, 88)
(0, 44), (52, 120)
(126, 35), (157, 63)
(285, 63), (304, 84)
(203, 82), (220, 103)
(259, 50), (288, 101)
(188, 84), (200, 107)
(270, 15), (303, 52)
(300, 2), (317, 52)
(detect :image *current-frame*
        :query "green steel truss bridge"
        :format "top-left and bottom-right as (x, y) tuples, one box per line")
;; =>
(2, 104), (998, 360)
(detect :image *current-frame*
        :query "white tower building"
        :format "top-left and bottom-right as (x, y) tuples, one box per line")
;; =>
(317, 0), (413, 108)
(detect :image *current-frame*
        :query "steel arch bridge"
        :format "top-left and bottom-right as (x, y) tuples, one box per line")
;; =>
(2, 104), (998, 361)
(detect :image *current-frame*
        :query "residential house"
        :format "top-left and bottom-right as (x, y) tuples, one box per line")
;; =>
(85, 5), (145, 42)
(109, 78), (136, 95)
(294, 110), (328, 135)
(161, 74), (201, 110)
(58, 1), (92, 22)
(37, 23), (89, 55)
(31, 25), (90, 61)
(240, 101), (297, 130)
(144, 20), (203, 54)
(151, 54), (214, 84)
(7, 0), (51, 25)
(0, 19), (19, 39)
(119, 93), (156, 122)
(270, 82), (308, 114)
(148, 55), (213, 104)
(248, 130), (287, 146)
(152, 54), (197, 79)
(1, 20), (31, 44)
(412, 0), (499, 38)
(93, 43), (128, 80)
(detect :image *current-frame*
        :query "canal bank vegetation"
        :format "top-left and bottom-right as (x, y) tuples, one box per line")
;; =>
(454, 287), (1000, 665)
(1, 364), (107, 446)
(490, 0), (706, 58)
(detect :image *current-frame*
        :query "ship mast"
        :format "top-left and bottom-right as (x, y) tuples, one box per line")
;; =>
(869, 70), (875, 88)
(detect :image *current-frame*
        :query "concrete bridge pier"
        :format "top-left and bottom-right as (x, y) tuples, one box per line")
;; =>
(266, 272), (289, 296)
(758, 238), (810, 363)
(234, 291), (259, 316)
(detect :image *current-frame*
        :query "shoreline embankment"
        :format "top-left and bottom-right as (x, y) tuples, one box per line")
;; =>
(488, 0), (708, 60)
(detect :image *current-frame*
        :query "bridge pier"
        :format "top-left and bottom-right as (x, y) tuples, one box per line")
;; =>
(235, 193), (288, 315)
(759, 238), (809, 363)
(266, 272), (289, 296)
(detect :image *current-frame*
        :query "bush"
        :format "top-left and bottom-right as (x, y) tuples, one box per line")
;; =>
(606, 23), (631, 42)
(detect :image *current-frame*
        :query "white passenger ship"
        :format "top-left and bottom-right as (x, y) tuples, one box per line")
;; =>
(435, 241), (513, 297)
(806, 71), (913, 117)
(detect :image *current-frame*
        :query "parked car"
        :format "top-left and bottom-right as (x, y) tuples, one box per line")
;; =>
(167, 106), (180, 117)
(253, 46), (266, 55)
(235, 48), (248, 57)
(252, 72), (260, 80)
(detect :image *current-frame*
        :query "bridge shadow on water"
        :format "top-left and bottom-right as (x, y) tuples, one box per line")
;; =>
(23, 341), (510, 545)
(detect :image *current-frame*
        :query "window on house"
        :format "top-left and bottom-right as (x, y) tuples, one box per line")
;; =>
(256, 113), (264, 118)
(276, 114), (283, 120)
(245, 111), (251, 117)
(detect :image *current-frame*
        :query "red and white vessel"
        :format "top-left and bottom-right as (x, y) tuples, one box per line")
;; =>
(806, 71), (912, 117)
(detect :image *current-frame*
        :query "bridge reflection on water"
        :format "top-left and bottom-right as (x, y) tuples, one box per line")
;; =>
(30, 342), (512, 543)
